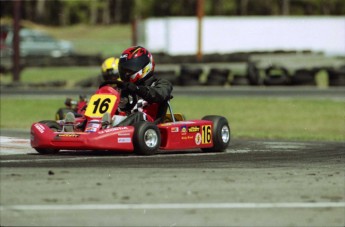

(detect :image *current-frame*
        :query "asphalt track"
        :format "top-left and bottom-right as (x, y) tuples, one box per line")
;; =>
(1, 87), (344, 226)
(0, 135), (344, 226)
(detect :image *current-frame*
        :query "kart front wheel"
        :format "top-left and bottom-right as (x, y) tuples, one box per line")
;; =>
(34, 120), (61, 154)
(133, 121), (161, 155)
(201, 115), (230, 152)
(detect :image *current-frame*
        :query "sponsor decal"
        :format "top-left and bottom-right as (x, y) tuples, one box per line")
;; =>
(195, 133), (202, 145)
(98, 127), (129, 134)
(34, 123), (45, 134)
(160, 123), (172, 126)
(118, 137), (131, 143)
(118, 133), (131, 137)
(180, 126), (187, 134)
(178, 121), (195, 125)
(57, 134), (80, 138)
(85, 127), (98, 133)
(182, 136), (194, 140)
(120, 54), (128, 59)
(171, 127), (179, 133)
(188, 126), (200, 133)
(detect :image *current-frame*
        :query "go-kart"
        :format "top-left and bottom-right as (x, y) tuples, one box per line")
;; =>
(30, 83), (231, 155)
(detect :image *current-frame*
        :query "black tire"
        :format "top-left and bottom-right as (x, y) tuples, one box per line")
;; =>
(247, 62), (261, 85)
(290, 69), (316, 86)
(133, 121), (161, 155)
(328, 68), (345, 86)
(201, 115), (230, 152)
(263, 66), (290, 86)
(35, 120), (61, 154)
(179, 66), (203, 86)
(155, 70), (178, 85)
(205, 69), (230, 86)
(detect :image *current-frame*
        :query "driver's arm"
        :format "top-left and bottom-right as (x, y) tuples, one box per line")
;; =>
(136, 79), (173, 103)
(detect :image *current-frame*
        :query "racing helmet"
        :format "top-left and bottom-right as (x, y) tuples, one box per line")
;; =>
(101, 57), (120, 82)
(118, 46), (155, 84)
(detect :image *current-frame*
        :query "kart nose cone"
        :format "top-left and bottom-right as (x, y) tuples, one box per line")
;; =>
(221, 125), (230, 143)
(144, 129), (158, 148)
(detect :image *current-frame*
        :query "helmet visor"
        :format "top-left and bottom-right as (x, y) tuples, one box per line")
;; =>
(102, 69), (119, 81)
(119, 56), (150, 82)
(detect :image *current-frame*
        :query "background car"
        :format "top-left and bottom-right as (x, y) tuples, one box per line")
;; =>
(0, 26), (74, 58)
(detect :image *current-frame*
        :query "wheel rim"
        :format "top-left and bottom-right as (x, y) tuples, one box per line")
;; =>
(221, 125), (230, 143)
(144, 129), (158, 148)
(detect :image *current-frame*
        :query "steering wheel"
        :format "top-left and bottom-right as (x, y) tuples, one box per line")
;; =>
(99, 80), (138, 112)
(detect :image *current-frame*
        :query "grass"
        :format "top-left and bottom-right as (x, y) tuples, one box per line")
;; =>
(0, 66), (100, 87)
(29, 23), (132, 57)
(1, 96), (344, 142)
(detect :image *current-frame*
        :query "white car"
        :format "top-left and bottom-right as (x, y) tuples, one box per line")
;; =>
(1, 28), (74, 58)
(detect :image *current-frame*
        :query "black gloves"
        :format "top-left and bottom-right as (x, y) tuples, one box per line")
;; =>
(121, 82), (139, 93)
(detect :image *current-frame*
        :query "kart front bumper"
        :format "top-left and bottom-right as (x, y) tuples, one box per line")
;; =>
(31, 123), (135, 152)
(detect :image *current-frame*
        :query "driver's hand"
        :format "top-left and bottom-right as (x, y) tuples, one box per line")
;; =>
(121, 82), (139, 93)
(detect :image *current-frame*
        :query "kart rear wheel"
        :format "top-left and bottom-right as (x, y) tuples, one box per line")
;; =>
(201, 115), (230, 152)
(35, 121), (61, 154)
(133, 121), (161, 155)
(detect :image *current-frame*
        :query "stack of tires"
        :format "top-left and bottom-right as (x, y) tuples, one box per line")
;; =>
(155, 70), (178, 85)
(290, 69), (316, 86)
(247, 61), (261, 85)
(178, 65), (203, 86)
(204, 68), (230, 86)
(263, 66), (290, 86)
(327, 66), (345, 86)
(230, 74), (250, 86)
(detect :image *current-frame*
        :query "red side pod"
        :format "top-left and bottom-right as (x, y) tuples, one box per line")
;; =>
(158, 120), (214, 150)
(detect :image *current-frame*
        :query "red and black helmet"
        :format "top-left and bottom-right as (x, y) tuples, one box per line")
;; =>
(118, 46), (155, 84)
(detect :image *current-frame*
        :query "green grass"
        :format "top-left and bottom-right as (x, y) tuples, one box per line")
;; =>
(1, 96), (344, 142)
(0, 66), (100, 87)
(39, 24), (131, 57)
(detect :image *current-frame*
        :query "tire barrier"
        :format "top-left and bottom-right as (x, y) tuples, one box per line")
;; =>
(230, 75), (250, 86)
(263, 66), (290, 86)
(178, 66), (203, 86)
(204, 68), (230, 86)
(327, 66), (345, 86)
(154, 70), (178, 85)
(247, 61), (261, 85)
(290, 69), (316, 86)
(75, 75), (103, 88)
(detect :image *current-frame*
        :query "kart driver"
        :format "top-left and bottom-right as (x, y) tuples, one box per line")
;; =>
(116, 46), (173, 125)
(65, 57), (127, 131)
(64, 47), (172, 131)
(99, 56), (134, 115)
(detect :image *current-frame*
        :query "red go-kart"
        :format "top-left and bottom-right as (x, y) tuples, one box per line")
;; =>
(30, 85), (231, 155)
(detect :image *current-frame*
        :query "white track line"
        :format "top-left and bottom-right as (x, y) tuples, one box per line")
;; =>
(1, 202), (345, 211)
(0, 136), (33, 155)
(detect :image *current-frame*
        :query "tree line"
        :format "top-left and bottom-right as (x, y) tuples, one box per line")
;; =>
(1, 0), (344, 26)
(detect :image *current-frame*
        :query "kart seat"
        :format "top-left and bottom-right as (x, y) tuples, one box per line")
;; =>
(162, 95), (185, 123)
